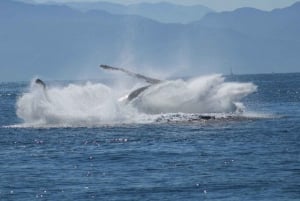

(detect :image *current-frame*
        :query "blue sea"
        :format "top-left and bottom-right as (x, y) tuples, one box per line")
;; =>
(0, 73), (299, 200)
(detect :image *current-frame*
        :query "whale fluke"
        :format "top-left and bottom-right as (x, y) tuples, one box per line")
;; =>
(100, 64), (161, 84)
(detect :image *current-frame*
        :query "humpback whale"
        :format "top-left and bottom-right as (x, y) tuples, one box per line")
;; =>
(99, 65), (238, 117)
(33, 64), (252, 118)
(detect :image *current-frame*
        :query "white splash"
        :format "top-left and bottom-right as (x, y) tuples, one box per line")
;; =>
(16, 75), (257, 127)
(131, 74), (256, 114)
(17, 81), (128, 126)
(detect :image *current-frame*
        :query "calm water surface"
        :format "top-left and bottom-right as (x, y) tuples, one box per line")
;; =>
(0, 73), (299, 200)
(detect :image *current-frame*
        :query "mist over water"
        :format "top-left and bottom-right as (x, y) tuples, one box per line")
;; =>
(16, 75), (257, 127)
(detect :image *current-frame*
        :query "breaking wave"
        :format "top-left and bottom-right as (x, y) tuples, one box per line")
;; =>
(16, 75), (258, 127)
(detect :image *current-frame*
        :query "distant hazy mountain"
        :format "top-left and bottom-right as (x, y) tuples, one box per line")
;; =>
(66, 1), (214, 24)
(0, 0), (300, 81)
(197, 2), (300, 41)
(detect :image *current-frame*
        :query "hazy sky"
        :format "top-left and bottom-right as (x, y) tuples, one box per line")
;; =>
(26, 0), (299, 11)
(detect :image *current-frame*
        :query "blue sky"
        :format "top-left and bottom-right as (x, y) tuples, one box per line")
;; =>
(26, 0), (299, 11)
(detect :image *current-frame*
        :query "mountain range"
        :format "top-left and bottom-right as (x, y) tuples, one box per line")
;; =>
(0, 0), (299, 81)
(65, 1), (214, 24)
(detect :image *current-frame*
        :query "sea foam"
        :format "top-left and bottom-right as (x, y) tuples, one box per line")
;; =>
(16, 75), (257, 127)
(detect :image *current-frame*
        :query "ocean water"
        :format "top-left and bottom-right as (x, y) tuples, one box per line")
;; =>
(0, 73), (299, 200)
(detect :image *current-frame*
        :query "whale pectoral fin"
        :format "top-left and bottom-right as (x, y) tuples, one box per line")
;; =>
(100, 64), (161, 84)
(128, 86), (150, 101)
(35, 78), (50, 101)
(35, 78), (46, 89)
